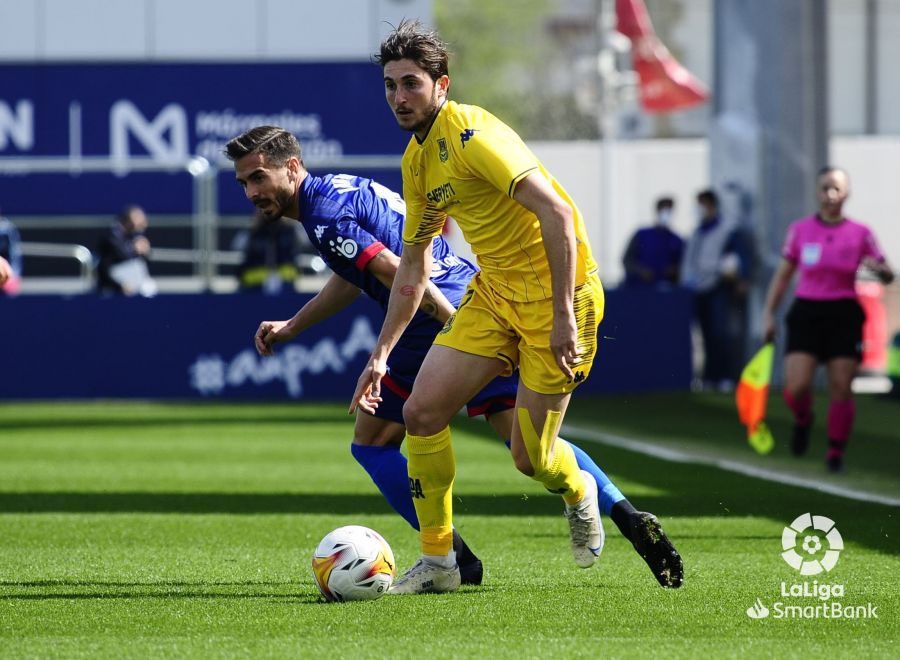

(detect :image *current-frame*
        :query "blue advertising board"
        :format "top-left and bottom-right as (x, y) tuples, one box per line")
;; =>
(0, 293), (384, 399)
(0, 288), (692, 400)
(0, 63), (405, 215)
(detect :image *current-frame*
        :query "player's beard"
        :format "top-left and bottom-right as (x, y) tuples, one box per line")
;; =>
(406, 88), (443, 136)
(257, 188), (294, 219)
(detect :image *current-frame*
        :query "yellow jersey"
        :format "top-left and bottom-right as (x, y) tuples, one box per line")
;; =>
(401, 100), (598, 302)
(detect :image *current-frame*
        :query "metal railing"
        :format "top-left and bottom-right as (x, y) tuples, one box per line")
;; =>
(17, 240), (327, 295)
(0, 155), (219, 287)
(0, 153), (400, 293)
(148, 247), (243, 267)
(20, 242), (94, 292)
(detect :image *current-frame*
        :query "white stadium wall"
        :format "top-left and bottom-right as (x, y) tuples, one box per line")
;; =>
(528, 138), (900, 288)
(0, 0), (432, 61)
(2, 0), (897, 286)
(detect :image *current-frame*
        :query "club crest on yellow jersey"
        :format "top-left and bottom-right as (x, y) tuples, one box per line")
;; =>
(437, 137), (449, 162)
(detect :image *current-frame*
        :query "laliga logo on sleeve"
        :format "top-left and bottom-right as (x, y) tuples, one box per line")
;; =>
(781, 513), (843, 575)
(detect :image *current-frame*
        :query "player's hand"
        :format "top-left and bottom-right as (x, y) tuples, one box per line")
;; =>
(254, 320), (296, 356)
(133, 236), (151, 256)
(349, 357), (386, 415)
(551, 311), (579, 381)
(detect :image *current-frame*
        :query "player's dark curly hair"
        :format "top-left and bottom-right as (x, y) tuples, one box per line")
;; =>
(375, 19), (449, 81)
(224, 126), (303, 167)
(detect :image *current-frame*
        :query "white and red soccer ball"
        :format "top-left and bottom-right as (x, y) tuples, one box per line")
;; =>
(311, 525), (396, 602)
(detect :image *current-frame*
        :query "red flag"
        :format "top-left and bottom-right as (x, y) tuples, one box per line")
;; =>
(616, 0), (709, 113)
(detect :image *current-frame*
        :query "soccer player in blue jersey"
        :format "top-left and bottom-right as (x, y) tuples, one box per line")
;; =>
(225, 125), (680, 589)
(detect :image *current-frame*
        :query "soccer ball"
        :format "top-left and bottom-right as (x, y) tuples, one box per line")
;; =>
(311, 525), (396, 602)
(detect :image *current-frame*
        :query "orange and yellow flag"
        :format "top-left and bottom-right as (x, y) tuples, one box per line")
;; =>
(735, 343), (775, 454)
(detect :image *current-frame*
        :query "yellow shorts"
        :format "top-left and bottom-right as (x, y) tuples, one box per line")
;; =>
(434, 272), (605, 394)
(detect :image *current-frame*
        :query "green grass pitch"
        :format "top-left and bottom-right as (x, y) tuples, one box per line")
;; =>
(0, 398), (896, 658)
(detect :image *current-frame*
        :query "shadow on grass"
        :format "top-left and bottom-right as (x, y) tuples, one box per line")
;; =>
(0, 579), (299, 588)
(0, 591), (321, 603)
(0, 408), (350, 432)
(1, 475), (895, 555)
(565, 393), (900, 484)
(0, 578), (323, 604)
(464, 416), (900, 555)
(0, 491), (559, 517)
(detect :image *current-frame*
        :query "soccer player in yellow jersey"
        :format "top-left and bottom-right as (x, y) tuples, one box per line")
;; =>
(351, 20), (683, 594)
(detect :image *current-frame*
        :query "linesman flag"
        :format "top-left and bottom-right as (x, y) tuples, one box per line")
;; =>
(735, 343), (776, 455)
(615, 0), (709, 113)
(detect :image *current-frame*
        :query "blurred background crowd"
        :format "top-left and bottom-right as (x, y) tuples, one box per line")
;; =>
(1, 0), (898, 396)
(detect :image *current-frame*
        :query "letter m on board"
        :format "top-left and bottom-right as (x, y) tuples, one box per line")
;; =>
(110, 100), (188, 169)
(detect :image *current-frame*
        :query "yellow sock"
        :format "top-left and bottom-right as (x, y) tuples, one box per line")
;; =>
(406, 427), (455, 556)
(517, 407), (585, 506)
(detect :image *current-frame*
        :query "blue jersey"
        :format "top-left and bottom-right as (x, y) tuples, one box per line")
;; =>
(297, 173), (476, 312)
(297, 173), (516, 424)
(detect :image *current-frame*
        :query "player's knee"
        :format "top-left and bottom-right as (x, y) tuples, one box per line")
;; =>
(402, 397), (449, 436)
(352, 422), (405, 447)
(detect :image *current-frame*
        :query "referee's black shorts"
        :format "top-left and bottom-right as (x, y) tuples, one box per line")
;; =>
(785, 297), (865, 362)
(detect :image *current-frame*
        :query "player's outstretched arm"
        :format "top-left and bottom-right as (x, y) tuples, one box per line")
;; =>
(255, 273), (360, 356)
(366, 249), (457, 323)
(350, 241), (432, 414)
(513, 172), (578, 379)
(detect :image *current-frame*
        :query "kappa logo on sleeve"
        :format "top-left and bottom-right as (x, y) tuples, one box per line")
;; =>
(459, 128), (477, 148)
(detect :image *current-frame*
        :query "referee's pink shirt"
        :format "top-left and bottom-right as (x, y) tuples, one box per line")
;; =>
(782, 215), (885, 301)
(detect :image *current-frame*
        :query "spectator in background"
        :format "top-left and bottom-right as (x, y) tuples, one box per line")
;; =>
(681, 189), (751, 391)
(0, 211), (22, 295)
(232, 211), (303, 294)
(622, 196), (684, 287)
(96, 205), (157, 297)
(762, 166), (893, 472)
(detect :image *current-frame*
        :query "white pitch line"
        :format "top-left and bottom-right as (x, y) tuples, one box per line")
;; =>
(561, 424), (900, 507)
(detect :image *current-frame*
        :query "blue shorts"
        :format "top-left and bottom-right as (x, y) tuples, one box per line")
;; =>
(376, 324), (517, 425)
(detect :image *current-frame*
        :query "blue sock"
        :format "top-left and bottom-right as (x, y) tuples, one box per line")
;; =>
(505, 437), (625, 516)
(564, 439), (625, 515)
(350, 443), (419, 530)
